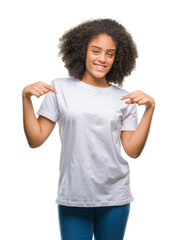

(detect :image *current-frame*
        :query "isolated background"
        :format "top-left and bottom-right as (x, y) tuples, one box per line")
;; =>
(0, 0), (177, 239)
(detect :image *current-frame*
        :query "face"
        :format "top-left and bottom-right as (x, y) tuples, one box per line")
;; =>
(84, 34), (116, 81)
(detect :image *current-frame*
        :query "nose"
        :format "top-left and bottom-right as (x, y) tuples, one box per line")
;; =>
(98, 53), (106, 63)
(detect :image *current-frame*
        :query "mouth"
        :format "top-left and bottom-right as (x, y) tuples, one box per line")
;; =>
(94, 64), (107, 71)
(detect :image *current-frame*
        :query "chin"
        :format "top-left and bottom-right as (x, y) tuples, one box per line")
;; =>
(92, 72), (107, 79)
(95, 75), (106, 79)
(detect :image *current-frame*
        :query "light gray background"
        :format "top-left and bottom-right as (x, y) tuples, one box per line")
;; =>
(0, 0), (176, 239)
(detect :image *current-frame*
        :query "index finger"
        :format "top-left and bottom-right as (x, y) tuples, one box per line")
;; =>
(47, 87), (57, 93)
(43, 83), (57, 93)
(121, 94), (130, 100)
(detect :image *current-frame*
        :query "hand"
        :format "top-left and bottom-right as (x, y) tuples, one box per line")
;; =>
(22, 81), (57, 98)
(121, 90), (155, 109)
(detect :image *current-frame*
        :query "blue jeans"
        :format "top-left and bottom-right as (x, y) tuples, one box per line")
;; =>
(57, 203), (130, 240)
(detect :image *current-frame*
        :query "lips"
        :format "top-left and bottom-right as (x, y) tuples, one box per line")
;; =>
(94, 64), (107, 70)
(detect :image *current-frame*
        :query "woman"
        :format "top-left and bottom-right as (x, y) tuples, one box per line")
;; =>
(22, 18), (155, 240)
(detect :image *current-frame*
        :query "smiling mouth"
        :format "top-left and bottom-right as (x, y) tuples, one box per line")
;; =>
(94, 64), (107, 70)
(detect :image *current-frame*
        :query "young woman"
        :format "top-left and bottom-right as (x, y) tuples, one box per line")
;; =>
(22, 18), (155, 240)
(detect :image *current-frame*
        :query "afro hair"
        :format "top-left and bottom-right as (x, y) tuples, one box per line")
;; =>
(58, 18), (138, 87)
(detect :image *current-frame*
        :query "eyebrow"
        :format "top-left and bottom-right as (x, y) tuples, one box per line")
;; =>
(91, 46), (116, 52)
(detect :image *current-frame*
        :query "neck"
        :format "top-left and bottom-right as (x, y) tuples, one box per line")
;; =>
(80, 72), (111, 87)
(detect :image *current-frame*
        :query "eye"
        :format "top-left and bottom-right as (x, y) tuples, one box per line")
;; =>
(93, 50), (99, 54)
(107, 53), (114, 57)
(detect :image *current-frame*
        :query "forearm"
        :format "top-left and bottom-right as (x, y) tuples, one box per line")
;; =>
(22, 95), (41, 147)
(128, 105), (155, 158)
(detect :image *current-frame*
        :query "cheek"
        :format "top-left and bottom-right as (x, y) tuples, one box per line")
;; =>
(108, 58), (115, 68)
(86, 54), (95, 68)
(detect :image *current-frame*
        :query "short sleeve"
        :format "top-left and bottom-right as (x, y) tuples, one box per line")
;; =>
(121, 103), (138, 131)
(36, 81), (60, 122)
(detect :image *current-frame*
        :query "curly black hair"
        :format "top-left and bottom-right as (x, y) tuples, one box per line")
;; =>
(58, 18), (138, 87)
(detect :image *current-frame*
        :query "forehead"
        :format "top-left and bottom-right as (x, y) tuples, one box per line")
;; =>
(88, 34), (116, 50)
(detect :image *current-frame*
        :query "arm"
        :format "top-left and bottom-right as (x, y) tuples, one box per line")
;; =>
(22, 81), (57, 148)
(120, 90), (155, 158)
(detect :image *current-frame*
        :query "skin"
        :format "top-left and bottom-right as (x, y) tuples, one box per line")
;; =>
(120, 91), (155, 158)
(22, 33), (155, 158)
(22, 82), (57, 148)
(81, 34), (116, 87)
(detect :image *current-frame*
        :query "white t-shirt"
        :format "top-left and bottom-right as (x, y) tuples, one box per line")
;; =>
(37, 77), (138, 207)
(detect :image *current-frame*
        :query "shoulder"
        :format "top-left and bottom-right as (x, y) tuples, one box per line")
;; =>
(111, 84), (130, 96)
(111, 85), (135, 110)
(50, 77), (75, 87)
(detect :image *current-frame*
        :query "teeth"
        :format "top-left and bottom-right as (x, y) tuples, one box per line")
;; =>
(95, 65), (105, 69)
